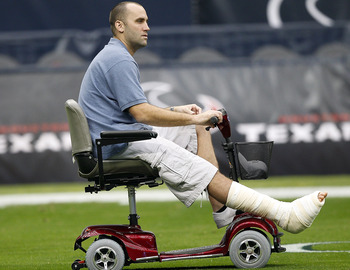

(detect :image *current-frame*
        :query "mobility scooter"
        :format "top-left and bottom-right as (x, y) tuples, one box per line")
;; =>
(65, 99), (285, 269)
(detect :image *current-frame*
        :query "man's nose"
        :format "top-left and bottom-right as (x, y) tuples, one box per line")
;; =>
(144, 22), (150, 31)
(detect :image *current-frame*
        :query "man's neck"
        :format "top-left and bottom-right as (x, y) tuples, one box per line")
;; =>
(114, 36), (135, 56)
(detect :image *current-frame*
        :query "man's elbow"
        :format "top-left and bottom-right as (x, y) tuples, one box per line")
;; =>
(128, 103), (151, 124)
(133, 112), (148, 123)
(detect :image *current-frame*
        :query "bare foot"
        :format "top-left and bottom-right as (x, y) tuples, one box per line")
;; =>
(318, 192), (328, 202)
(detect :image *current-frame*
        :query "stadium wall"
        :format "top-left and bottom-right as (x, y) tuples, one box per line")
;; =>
(1, 53), (350, 183)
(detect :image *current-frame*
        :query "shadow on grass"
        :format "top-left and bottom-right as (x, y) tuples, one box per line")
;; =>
(130, 265), (283, 270)
(131, 267), (233, 270)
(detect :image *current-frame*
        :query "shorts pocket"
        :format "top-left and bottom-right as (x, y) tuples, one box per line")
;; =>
(158, 149), (192, 187)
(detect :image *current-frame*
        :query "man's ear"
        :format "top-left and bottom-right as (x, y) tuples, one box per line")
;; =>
(115, 20), (125, 33)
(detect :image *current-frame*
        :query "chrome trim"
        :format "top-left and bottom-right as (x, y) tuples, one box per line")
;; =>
(135, 256), (159, 262)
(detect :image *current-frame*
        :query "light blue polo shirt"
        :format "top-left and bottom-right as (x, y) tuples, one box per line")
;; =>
(78, 38), (151, 158)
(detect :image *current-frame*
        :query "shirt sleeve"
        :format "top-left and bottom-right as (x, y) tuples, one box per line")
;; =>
(105, 59), (148, 111)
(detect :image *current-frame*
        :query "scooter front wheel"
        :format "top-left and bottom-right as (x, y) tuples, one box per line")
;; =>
(85, 238), (125, 270)
(229, 230), (271, 269)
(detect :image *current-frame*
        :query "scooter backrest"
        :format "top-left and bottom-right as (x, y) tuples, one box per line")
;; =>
(65, 99), (97, 174)
(65, 99), (93, 155)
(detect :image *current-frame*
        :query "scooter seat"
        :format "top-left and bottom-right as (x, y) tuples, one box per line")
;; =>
(78, 158), (159, 179)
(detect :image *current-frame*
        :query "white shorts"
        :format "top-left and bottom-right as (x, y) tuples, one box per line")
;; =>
(114, 125), (218, 207)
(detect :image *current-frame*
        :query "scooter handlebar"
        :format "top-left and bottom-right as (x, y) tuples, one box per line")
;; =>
(205, 108), (231, 139)
(210, 116), (219, 125)
(205, 116), (219, 131)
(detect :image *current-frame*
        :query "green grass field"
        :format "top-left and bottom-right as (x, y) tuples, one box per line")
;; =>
(0, 175), (349, 269)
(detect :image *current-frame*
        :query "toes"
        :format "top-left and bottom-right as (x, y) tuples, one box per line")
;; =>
(318, 192), (328, 202)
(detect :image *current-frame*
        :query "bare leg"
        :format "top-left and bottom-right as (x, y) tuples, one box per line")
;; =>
(196, 126), (240, 229)
(207, 172), (231, 204)
(195, 126), (224, 212)
(195, 126), (218, 167)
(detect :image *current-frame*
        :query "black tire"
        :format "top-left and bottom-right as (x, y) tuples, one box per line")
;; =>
(229, 230), (271, 268)
(85, 239), (125, 270)
(71, 260), (82, 270)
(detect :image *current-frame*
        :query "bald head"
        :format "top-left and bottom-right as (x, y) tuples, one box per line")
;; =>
(109, 1), (150, 55)
(109, 1), (143, 37)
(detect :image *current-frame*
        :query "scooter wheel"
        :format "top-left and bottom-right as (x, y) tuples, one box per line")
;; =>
(85, 239), (125, 270)
(229, 230), (271, 269)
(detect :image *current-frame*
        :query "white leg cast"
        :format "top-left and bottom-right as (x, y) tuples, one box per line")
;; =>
(225, 182), (325, 234)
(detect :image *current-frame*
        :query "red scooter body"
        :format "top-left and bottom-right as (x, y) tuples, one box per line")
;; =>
(73, 213), (284, 268)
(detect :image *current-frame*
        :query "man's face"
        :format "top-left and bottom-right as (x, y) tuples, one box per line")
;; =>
(122, 3), (150, 53)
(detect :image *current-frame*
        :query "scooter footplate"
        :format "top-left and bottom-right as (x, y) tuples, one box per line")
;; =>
(161, 244), (222, 255)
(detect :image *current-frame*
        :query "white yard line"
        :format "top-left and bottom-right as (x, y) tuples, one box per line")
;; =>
(0, 186), (349, 208)
(284, 241), (350, 253)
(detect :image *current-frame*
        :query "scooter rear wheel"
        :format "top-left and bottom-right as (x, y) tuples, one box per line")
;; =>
(229, 230), (271, 269)
(85, 238), (125, 270)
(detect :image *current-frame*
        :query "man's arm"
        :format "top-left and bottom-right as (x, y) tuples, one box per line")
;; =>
(167, 104), (201, 115)
(128, 103), (222, 127)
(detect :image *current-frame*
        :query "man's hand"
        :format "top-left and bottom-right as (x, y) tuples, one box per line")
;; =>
(194, 110), (223, 127)
(171, 105), (222, 127)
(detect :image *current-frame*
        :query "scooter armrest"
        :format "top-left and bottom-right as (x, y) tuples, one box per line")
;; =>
(99, 130), (158, 144)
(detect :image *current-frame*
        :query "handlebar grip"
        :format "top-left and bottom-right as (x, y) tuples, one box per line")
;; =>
(210, 116), (219, 125)
(206, 116), (219, 131)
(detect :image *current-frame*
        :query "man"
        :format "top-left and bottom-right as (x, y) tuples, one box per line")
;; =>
(79, 1), (327, 233)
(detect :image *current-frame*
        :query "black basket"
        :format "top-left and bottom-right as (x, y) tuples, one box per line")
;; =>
(234, 141), (273, 180)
